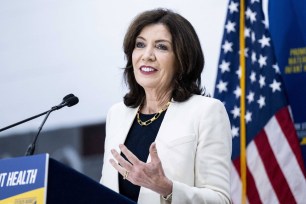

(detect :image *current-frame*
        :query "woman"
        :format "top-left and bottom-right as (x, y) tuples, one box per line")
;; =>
(100, 8), (232, 204)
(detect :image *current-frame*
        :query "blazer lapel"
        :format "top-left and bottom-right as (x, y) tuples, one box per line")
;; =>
(114, 106), (138, 147)
(154, 101), (178, 145)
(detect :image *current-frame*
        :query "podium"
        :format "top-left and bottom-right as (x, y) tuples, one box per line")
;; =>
(48, 158), (136, 203)
(0, 154), (136, 204)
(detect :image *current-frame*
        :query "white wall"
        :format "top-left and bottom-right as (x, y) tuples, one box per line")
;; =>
(0, 0), (229, 136)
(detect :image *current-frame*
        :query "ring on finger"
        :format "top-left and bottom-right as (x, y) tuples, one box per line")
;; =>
(123, 170), (129, 180)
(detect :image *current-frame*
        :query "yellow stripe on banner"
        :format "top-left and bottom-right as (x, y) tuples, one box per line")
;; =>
(239, 0), (247, 204)
(0, 187), (46, 204)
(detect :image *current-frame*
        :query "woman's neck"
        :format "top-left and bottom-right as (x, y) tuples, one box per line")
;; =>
(141, 90), (171, 114)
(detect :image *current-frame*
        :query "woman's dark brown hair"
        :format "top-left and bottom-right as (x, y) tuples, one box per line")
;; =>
(123, 8), (205, 107)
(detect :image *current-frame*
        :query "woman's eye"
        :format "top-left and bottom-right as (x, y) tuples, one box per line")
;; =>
(156, 44), (168, 50)
(135, 42), (145, 48)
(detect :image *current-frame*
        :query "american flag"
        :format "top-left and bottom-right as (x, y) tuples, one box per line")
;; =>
(213, 0), (306, 203)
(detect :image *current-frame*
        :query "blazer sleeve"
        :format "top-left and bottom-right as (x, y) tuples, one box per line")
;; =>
(170, 100), (232, 204)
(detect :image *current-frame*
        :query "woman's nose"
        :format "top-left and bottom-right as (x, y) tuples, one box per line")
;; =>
(141, 47), (156, 61)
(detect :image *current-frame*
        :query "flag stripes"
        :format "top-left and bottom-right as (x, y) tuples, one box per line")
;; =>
(275, 108), (306, 177)
(264, 108), (306, 203)
(256, 124), (295, 202)
(230, 163), (243, 204)
(247, 141), (277, 204)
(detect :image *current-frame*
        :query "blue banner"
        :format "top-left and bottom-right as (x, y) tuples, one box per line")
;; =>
(268, 0), (306, 138)
(0, 154), (49, 203)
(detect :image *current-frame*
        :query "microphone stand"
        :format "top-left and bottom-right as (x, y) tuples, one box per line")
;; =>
(25, 101), (74, 156)
(24, 108), (53, 156)
(24, 104), (66, 156)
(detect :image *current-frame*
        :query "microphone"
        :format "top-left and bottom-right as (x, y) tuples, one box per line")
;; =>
(52, 94), (79, 110)
(0, 94), (79, 132)
(0, 94), (79, 156)
(24, 94), (79, 156)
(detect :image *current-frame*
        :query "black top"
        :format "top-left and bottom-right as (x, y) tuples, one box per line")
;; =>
(119, 111), (166, 202)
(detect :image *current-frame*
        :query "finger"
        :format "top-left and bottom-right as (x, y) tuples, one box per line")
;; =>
(119, 144), (140, 165)
(109, 158), (127, 176)
(149, 142), (160, 162)
(111, 149), (133, 170)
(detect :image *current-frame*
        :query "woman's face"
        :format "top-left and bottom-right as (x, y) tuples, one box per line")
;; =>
(132, 23), (176, 93)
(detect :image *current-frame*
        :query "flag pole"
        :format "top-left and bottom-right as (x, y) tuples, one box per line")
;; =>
(239, 0), (247, 203)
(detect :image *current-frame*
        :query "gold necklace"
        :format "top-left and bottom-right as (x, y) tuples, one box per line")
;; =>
(137, 102), (170, 126)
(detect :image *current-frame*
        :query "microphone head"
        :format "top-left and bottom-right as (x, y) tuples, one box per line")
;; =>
(52, 94), (79, 111)
(66, 96), (79, 107)
(63, 94), (75, 101)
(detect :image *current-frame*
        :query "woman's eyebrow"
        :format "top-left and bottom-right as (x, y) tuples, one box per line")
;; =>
(136, 36), (172, 45)
(155, 39), (172, 45)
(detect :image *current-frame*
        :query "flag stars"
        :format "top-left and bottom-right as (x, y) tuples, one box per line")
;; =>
(258, 35), (271, 48)
(251, 0), (260, 4)
(234, 86), (241, 99)
(262, 20), (269, 29)
(249, 11), (257, 23)
(219, 60), (231, 73)
(225, 20), (236, 33)
(259, 75), (266, 88)
(216, 80), (228, 93)
(245, 27), (251, 38)
(245, 111), (252, 123)
(231, 106), (240, 119)
(245, 7), (252, 18)
(251, 51), (257, 64)
(245, 8), (257, 23)
(247, 91), (255, 104)
(245, 47), (249, 57)
(273, 64), (280, 73)
(231, 125), (239, 138)
(228, 1), (239, 13)
(258, 54), (267, 68)
(239, 47), (249, 57)
(222, 40), (233, 53)
(257, 95), (266, 108)
(251, 31), (256, 43)
(250, 71), (256, 83)
(236, 66), (241, 79)
(270, 79), (281, 92)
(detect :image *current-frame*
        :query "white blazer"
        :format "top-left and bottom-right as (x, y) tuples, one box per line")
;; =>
(100, 95), (232, 204)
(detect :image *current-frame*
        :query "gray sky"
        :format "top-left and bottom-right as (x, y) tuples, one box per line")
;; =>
(0, 0), (231, 136)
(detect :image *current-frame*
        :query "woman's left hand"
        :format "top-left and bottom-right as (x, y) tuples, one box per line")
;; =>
(109, 142), (173, 197)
